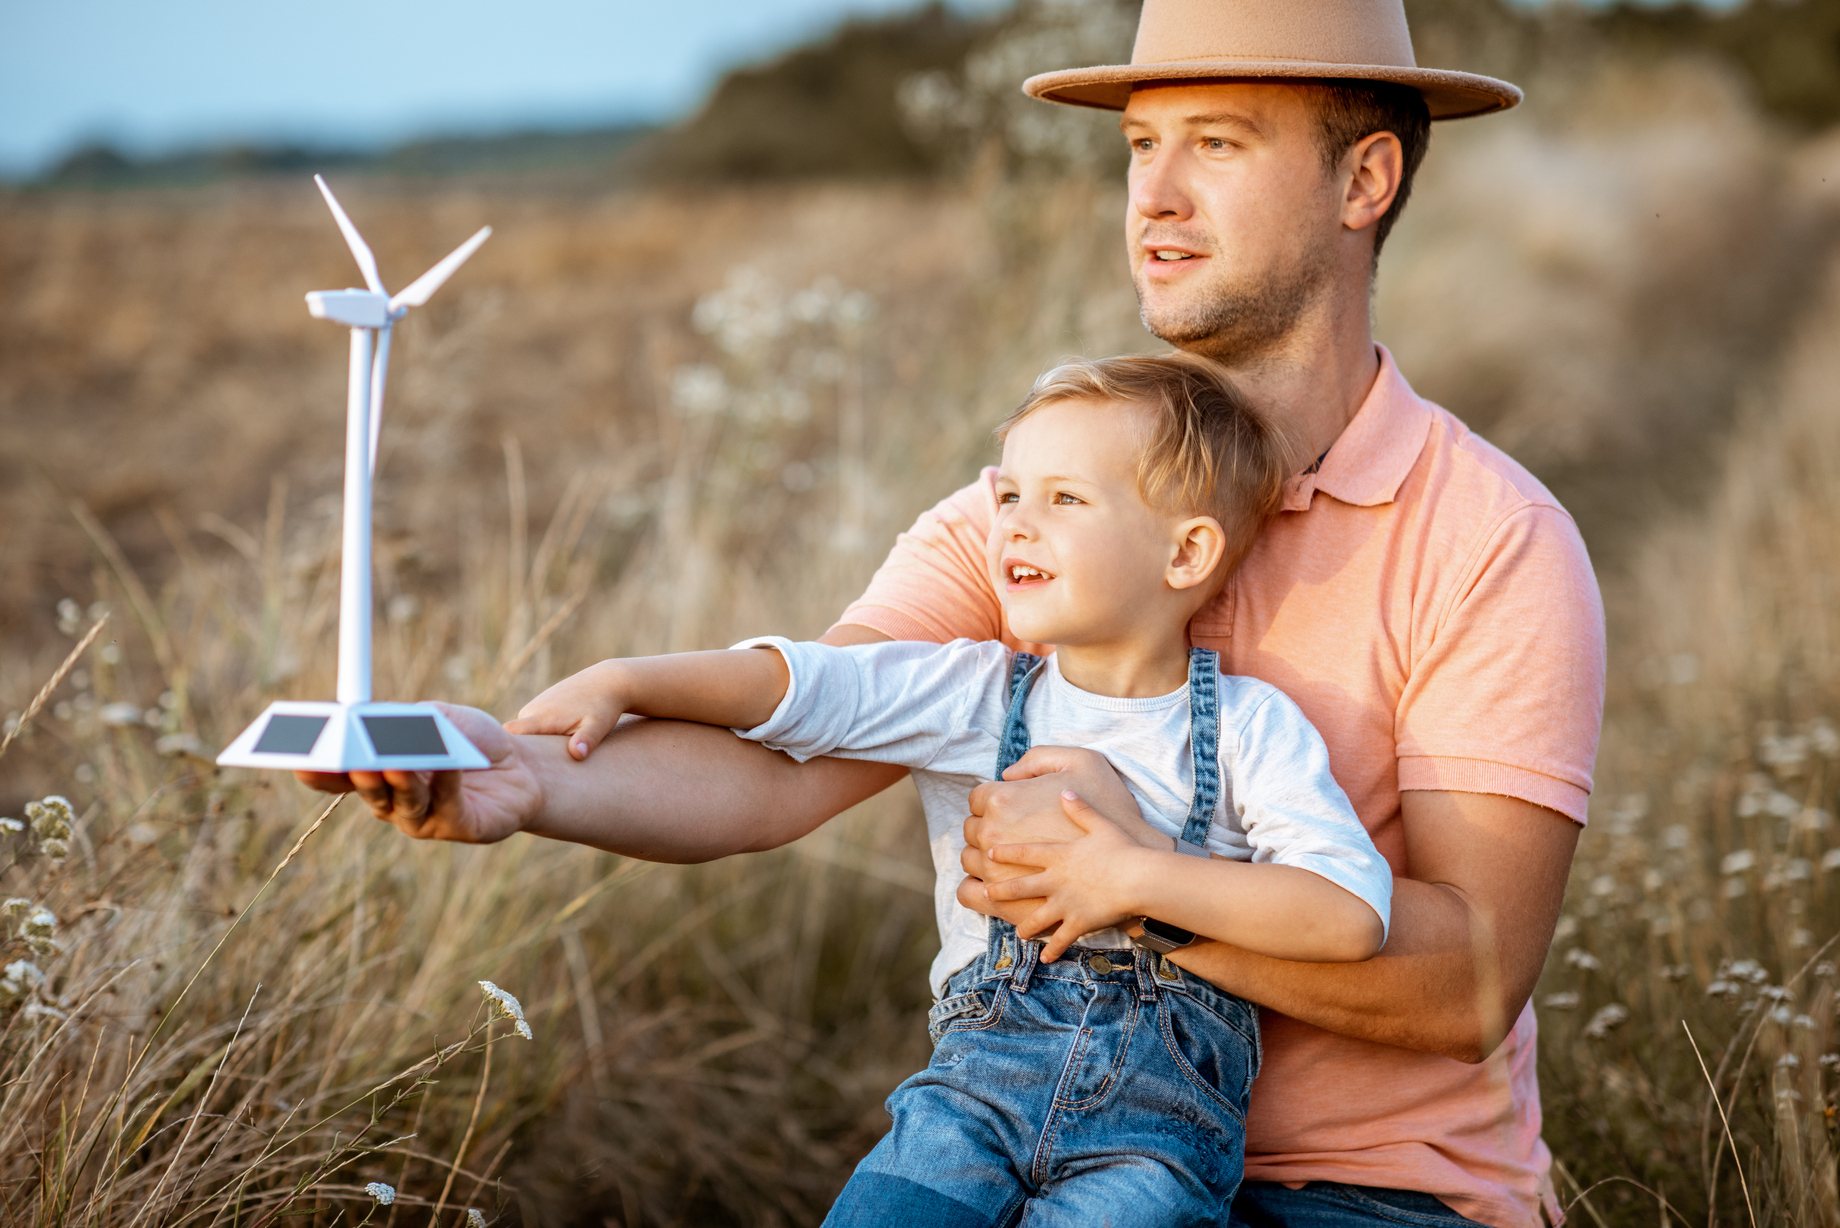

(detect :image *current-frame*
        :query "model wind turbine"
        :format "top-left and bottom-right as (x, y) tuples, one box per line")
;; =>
(218, 176), (493, 773)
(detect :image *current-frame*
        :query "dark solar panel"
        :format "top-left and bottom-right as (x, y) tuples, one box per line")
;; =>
(252, 714), (329, 755)
(362, 715), (447, 756)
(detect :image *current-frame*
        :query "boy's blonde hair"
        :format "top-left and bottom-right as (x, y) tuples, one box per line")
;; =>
(997, 353), (1297, 574)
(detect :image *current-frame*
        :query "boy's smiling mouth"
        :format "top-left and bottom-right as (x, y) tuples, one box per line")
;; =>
(1005, 560), (1056, 586)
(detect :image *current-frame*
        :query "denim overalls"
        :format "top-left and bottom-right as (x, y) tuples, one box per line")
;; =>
(824, 648), (1263, 1228)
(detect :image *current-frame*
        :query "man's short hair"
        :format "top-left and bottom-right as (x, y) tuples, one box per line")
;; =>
(998, 353), (1296, 573)
(1309, 81), (1432, 258)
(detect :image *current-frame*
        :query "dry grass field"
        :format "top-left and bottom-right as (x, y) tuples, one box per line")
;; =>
(5, 23), (1840, 1228)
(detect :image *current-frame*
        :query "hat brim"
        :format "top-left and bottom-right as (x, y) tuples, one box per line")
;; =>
(1023, 61), (1521, 121)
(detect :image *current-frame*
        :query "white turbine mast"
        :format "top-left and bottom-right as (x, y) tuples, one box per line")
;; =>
(217, 177), (494, 773)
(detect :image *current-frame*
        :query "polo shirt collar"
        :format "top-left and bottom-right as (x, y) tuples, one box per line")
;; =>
(1281, 344), (1433, 511)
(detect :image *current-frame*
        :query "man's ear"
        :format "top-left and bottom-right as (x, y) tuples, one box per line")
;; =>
(1167, 517), (1227, 592)
(1342, 130), (1403, 235)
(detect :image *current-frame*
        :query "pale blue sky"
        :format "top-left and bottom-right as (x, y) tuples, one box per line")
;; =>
(0, 0), (998, 177)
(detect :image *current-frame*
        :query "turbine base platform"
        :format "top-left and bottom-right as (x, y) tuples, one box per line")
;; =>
(217, 701), (490, 773)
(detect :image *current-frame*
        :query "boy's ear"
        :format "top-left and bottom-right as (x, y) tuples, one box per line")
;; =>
(1167, 517), (1227, 592)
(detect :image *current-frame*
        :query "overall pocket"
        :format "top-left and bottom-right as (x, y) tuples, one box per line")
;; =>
(927, 988), (996, 1045)
(1160, 989), (1259, 1122)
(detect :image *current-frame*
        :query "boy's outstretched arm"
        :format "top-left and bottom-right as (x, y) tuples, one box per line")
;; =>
(507, 647), (792, 759)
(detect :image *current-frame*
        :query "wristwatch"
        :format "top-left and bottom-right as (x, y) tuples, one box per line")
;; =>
(1130, 917), (1196, 956)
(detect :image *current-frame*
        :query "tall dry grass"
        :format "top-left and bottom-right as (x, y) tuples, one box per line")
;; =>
(4, 49), (1840, 1227)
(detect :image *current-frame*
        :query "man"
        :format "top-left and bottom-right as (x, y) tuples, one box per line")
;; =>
(306, 2), (1604, 1225)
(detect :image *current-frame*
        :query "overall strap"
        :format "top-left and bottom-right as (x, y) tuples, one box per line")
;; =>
(994, 651), (1047, 779)
(1177, 647), (1223, 856)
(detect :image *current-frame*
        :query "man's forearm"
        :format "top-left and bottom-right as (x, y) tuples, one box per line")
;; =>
(1166, 876), (1510, 1062)
(524, 717), (906, 862)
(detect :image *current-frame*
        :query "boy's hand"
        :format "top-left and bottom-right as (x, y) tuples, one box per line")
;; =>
(505, 661), (627, 760)
(983, 791), (1153, 962)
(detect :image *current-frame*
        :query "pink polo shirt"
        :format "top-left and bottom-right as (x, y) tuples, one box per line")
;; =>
(832, 346), (1604, 1228)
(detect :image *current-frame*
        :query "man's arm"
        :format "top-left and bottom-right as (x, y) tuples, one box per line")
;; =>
(962, 787), (1579, 1063)
(298, 624), (902, 856)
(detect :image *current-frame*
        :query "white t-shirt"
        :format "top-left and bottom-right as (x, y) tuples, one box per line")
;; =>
(735, 637), (1392, 999)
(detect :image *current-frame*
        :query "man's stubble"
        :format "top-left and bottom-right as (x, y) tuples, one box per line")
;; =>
(1134, 231), (1337, 364)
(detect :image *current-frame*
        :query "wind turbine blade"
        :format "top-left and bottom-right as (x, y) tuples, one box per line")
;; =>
(315, 174), (386, 294)
(390, 226), (491, 310)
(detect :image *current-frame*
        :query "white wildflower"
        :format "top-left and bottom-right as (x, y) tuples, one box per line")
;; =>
(1583, 1004), (1630, 1038)
(1563, 948), (1602, 972)
(1770, 1006), (1794, 1026)
(3, 899), (29, 916)
(1660, 964), (1691, 981)
(364, 1181), (395, 1204)
(1777, 1052), (1801, 1068)
(467, 1211), (487, 1227)
(478, 981), (534, 1040)
(1661, 824), (1691, 850)
(1817, 962), (1836, 978)
(1793, 1014), (1816, 1030)
(56, 598), (81, 636)
(30, 797), (72, 841)
(39, 839), (69, 864)
(1721, 849), (1755, 876)
(22, 908), (56, 939)
(1811, 717), (1839, 759)
(98, 702), (141, 728)
(1819, 1053), (1840, 1070)
(1728, 959), (1769, 983)
(154, 732), (207, 758)
(1706, 980), (1742, 998)
(1823, 849), (1840, 873)
(21, 1002), (65, 1021)
(1542, 991), (1580, 1010)
(2, 960), (45, 999)
(0, 819), (18, 833)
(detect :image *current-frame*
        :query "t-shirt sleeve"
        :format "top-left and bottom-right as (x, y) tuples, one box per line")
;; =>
(830, 469), (1005, 644)
(1395, 504), (1606, 824)
(1231, 685), (1394, 938)
(730, 635), (1008, 774)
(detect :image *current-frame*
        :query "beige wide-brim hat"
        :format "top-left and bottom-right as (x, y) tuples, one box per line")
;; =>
(1023, 0), (1521, 121)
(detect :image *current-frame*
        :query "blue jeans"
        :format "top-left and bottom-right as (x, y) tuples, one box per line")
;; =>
(1229, 1181), (1487, 1228)
(823, 920), (1262, 1228)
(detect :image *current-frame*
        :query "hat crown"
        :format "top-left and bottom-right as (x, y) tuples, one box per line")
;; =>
(1131, 0), (1418, 71)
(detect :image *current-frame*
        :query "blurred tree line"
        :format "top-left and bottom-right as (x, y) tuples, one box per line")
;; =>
(27, 0), (1840, 191)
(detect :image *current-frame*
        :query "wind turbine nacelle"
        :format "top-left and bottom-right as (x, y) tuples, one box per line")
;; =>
(307, 289), (393, 328)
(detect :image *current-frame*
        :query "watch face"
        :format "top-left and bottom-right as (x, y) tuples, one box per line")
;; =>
(1141, 918), (1196, 947)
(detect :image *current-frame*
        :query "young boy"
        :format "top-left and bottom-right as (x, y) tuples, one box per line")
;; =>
(511, 354), (1392, 1227)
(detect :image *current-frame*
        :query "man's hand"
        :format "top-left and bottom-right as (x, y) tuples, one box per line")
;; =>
(956, 745), (1160, 919)
(505, 661), (626, 761)
(984, 790), (1148, 961)
(295, 703), (540, 843)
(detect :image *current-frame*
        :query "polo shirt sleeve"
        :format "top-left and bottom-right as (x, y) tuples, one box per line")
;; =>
(830, 469), (1003, 644)
(1394, 503), (1605, 824)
